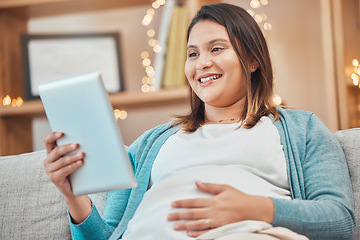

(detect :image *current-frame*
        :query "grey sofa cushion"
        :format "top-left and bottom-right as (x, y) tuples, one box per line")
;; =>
(0, 150), (108, 240)
(335, 128), (360, 239)
(0, 150), (71, 239)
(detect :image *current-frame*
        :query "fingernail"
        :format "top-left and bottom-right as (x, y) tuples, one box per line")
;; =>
(168, 212), (176, 220)
(55, 132), (62, 138)
(174, 223), (181, 230)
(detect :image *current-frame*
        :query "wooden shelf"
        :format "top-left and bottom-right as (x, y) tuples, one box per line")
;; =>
(0, 87), (189, 117)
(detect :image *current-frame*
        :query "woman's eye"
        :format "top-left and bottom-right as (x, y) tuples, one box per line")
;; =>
(212, 47), (223, 52)
(188, 52), (197, 58)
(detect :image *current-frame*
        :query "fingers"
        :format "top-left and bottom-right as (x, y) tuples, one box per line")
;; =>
(44, 142), (84, 179)
(170, 182), (229, 209)
(174, 218), (213, 231)
(47, 151), (84, 173)
(195, 181), (229, 195)
(187, 229), (209, 238)
(168, 208), (208, 221)
(43, 135), (83, 182)
(46, 143), (79, 164)
(44, 132), (63, 154)
(48, 158), (83, 185)
(171, 197), (210, 209)
(43, 132), (85, 197)
(168, 182), (240, 235)
(44, 146), (84, 197)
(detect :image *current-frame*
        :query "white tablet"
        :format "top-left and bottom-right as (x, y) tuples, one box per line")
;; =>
(39, 72), (137, 196)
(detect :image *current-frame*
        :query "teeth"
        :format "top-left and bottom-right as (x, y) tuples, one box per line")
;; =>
(199, 74), (222, 83)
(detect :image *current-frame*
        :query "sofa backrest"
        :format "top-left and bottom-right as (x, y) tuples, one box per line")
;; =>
(0, 150), (71, 239)
(0, 150), (107, 240)
(335, 128), (360, 239)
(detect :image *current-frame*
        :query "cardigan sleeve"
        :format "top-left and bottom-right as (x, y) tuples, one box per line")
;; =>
(68, 138), (140, 240)
(68, 186), (132, 240)
(272, 112), (356, 239)
(69, 203), (115, 240)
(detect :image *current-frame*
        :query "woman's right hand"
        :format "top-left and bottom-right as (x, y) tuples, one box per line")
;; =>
(43, 132), (92, 224)
(43, 131), (84, 198)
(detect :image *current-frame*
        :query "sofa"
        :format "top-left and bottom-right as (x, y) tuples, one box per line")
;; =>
(0, 128), (359, 239)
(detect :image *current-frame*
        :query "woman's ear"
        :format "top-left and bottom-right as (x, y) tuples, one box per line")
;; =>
(250, 60), (259, 72)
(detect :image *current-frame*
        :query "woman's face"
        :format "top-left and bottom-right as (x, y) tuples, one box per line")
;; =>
(185, 20), (247, 109)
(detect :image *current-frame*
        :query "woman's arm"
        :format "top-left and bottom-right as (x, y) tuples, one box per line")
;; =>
(272, 111), (356, 239)
(44, 132), (126, 240)
(273, 113), (356, 239)
(68, 189), (131, 240)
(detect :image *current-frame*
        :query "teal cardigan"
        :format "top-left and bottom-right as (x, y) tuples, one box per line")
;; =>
(69, 107), (356, 239)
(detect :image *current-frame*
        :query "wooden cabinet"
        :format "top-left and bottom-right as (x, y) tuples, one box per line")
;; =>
(0, 0), (190, 156)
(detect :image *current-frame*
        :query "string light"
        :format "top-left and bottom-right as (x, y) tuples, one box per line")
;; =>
(3, 95), (11, 106)
(264, 22), (272, 31)
(352, 59), (360, 88)
(147, 29), (156, 37)
(153, 44), (161, 53)
(272, 94), (283, 106)
(248, 0), (272, 31)
(2, 95), (23, 107)
(250, 0), (261, 9)
(114, 109), (127, 121)
(142, 58), (151, 67)
(140, 0), (167, 93)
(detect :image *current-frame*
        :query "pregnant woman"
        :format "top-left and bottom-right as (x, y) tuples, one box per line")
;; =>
(43, 3), (355, 240)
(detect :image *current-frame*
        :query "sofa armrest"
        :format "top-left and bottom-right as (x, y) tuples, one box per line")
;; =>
(335, 128), (360, 239)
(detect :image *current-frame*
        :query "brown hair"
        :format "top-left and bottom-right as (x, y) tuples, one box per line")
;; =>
(174, 3), (278, 131)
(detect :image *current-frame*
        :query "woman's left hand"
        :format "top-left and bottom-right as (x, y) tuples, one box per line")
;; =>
(167, 181), (274, 238)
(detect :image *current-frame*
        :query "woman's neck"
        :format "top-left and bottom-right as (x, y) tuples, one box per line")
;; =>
(204, 97), (246, 124)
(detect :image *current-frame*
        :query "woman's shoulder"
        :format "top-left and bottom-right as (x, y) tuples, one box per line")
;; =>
(128, 121), (180, 150)
(142, 121), (180, 136)
(276, 106), (329, 128)
(274, 106), (332, 138)
(276, 106), (314, 118)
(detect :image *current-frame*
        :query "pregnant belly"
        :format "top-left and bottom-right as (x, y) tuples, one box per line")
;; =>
(122, 165), (289, 240)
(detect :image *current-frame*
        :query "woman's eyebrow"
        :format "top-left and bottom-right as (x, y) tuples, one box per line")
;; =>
(187, 38), (230, 51)
(186, 45), (197, 51)
(209, 38), (229, 44)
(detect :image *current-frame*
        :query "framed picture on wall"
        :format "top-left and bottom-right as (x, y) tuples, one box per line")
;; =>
(21, 32), (124, 100)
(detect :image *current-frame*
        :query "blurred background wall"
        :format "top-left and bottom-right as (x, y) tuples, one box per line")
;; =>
(23, 0), (359, 150)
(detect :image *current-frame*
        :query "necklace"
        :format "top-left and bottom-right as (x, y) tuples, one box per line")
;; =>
(205, 118), (238, 123)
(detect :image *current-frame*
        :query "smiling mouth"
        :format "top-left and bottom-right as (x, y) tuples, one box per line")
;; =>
(198, 74), (222, 83)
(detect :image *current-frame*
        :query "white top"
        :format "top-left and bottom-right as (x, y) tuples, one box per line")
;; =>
(122, 116), (291, 240)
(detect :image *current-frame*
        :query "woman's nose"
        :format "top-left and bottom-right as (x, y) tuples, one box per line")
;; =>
(196, 56), (213, 70)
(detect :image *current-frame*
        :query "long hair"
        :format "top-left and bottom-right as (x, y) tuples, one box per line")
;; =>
(174, 3), (278, 131)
